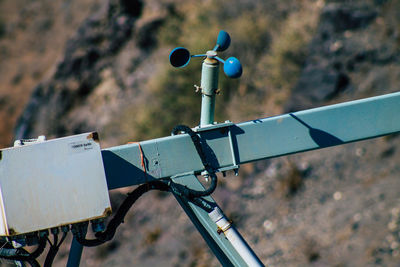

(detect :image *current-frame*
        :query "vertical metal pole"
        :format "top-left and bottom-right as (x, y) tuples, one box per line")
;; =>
(66, 237), (84, 267)
(200, 51), (219, 127)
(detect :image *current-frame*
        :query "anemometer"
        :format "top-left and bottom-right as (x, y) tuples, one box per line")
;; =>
(170, 30), (242, 127)
(169, 30), (242, 78)
(1, 30), (400, 266)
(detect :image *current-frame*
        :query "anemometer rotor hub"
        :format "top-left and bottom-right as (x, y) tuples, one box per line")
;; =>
(206, 50), (218, 58)
(205, 50), (219, 65)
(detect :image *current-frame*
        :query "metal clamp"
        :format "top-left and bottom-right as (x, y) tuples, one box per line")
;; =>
(193, 121), (240, 176)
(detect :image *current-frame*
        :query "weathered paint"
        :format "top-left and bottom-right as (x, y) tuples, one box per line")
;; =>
(102, 207), (112, 217)
(87, 132), (99, 143)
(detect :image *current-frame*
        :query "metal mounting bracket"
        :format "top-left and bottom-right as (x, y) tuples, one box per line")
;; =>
(193, 121), (240, 175)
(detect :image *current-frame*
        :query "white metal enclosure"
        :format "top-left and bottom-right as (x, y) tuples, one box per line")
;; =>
(0, 133), (111, 236)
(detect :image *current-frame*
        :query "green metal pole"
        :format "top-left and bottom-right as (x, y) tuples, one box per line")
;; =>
(67, 238), (84, 267)
(200, 51), (219, 127)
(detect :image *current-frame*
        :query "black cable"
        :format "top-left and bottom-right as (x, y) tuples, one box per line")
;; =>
(43, 232), (68, 267)
(0, 248), (40, 267)
(171, 125), (218, 198)
(0, 247), (23, 257)
(44, 246), (58, 267)
(53, 233), (58, 248)
(76, 124), (219, 247)
(44, 245), (58, 267)
(26, 257), (41, 267)
(19, 247), (40, 267)
(187, 196), (214, 213)
(29, 237), (47, 259)
(58, 232), (68, 247)
(0, 237), (46, 262)
(75, 180), (169, 247)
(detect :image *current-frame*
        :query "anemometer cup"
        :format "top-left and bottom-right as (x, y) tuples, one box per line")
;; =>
(223, 57), (242, 78)
(214, 30), (231, 52)
(169, 47), (191, 68)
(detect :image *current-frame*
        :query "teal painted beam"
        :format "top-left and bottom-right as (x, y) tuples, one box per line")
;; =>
(236, 91), (400, 164)
(104, 91), (400, 190)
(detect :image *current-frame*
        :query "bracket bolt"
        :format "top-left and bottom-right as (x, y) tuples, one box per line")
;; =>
(201, 170), (209, 182)
(194, 85), (201, 93)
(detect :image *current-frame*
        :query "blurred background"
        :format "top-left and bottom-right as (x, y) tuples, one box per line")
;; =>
(0, 0), (400, 266)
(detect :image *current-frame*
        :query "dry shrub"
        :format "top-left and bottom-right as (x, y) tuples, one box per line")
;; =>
(143, 227), (162, 246)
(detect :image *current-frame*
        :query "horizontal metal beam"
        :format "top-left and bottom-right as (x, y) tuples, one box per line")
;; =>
(104, 91), (400, 190)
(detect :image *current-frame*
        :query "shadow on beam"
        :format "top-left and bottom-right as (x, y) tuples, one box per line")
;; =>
(290, 113), (344, 148)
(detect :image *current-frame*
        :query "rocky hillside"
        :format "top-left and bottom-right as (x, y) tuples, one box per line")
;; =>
(0, 0), (105, 147)
(1, 0), (400, 266)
